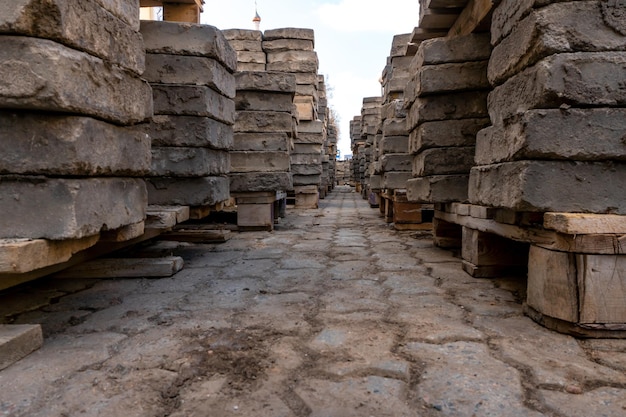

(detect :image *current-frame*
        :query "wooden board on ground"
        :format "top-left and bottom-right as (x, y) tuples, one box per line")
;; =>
(160, 226), (232, 243)
(100, 222), (145, 243)
(52, 256), (184, 279)
(0, 324), (43, 371)
(544, 212), (626, 235)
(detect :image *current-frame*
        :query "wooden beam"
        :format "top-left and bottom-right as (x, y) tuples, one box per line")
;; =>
(448, 0), (497, 37)
(544, 213), (626, 235)
(53, 256), (184, 279)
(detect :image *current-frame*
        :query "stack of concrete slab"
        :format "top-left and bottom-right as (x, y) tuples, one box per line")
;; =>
(140, 21), (235, 211)
(360, 97), (383, 201)
(466, 0), (626, 333)
(222, 29), (265, 72)
(230, 71), (296, 230)
(264, 28), (323, 208)
(0, 0), (152, 248)
(350, 116), (364, 190)
(405, 33), (491, 204)
(318, 76), (338, 198)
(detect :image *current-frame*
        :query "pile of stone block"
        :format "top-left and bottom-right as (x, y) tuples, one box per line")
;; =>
(359, 97), (383, 200)
(140, 21), (235, 211)
(317, 76), (339, 198)
(404, 33), (491, 205)
(0, 0), (152, 250)
(263, 28), (324, 208)
(230, 71), (296, 230)
(467, 0), (626, 332)
(350, 116), (364, 190)
(223, 29), (265, 71)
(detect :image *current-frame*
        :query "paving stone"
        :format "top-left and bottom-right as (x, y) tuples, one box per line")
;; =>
(144, 115), (233, 149)
(0, 0), (145, 74)
(0, 36), (152, 125)
(541, 387), (626, 417)
(144, 54), (235, 98)
(152, 85), (235, 124)
(0, 112), (150, 176)
(140, 20), (237, 73)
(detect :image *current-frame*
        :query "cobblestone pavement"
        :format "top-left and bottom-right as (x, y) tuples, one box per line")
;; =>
(1, 186), (626, 417)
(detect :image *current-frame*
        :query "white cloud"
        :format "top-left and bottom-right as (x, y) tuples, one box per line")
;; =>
(315, 0), (419, 33)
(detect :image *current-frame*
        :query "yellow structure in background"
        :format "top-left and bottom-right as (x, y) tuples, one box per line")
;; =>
(140, 0), (204, 23)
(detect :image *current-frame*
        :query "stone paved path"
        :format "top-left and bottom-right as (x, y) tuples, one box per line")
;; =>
(1, 186), (626, 416)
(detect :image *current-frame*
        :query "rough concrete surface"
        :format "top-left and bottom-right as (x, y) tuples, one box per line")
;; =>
(1, 187), (625, 416)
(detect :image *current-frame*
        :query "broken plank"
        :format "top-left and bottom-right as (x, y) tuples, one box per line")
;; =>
(100, 222), (145, 243)
(544, 212), (626, 235)
(448, 0), (497, 37)
(147, 205), (190, 224)
(52, 256), (184, 279)
(160, 227), (232, 243)
(0, 324), (43, 371)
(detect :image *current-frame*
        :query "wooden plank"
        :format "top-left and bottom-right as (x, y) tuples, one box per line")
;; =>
(448, 0), (496, 37)
(433, 217), (462, 248)
(163, 3), (201, 23)
(578, 254), (626, 324)
(147, 205), (190, 224)
(544, 212), (626, 235)
(100, 222), (145, 243)
(461, 227), (528, 277)
(527, 245), (579, 322)
(420, 8), (461, 30)
(160, 228), (232, 243)
(410, 27), (448, 43)
(393, 222), (433, 231)
(424, 0), (468, 7)
(0, 325), (43, 371)
(53, 256), (184, 279)
(140, 0), (204, 9)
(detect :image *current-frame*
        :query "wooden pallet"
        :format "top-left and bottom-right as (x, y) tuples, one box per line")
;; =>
(435, 203), (626, 337)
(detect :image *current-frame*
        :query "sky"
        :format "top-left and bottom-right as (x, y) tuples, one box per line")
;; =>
(200, 0), (420, 159)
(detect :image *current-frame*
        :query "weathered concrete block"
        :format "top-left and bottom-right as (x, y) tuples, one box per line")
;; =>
(266, 51), (319, 73)
(469, 160), (626, 213)
(0, 112), (150, 176)
(263, 28), (315, 43)
(144, 54), (235, 98)
(489, 52), (626, 126)
(147, 176), (229, 206)
(291, 164), (323, 175)
(382, 100), (407, 120)
(294, 132), (325, 145)
(406, 175), (469, 203)
(222, 29), (262, 41)
(262, 38), (314, 52)
(0, 0), (144, 74)
(294, 73), (319, 86)
(382, 118), (408, 136)
(382, 172), (412, 190)
(237, 62), (266, 72)
(390, 33), (411, 57)
(414, 61), (489, 96)
(152, 85), (235, 124)
(380, 154), (412, 172)
(227, 39), (263, 52)
(0, 36), (152, 125)
(94, 0), (139, 29)
(0, 325), (43, 371)
(298, 120), (325, 134)
(150, 148), (229, 177)
(0, 176), (146, 239)
(235, 71), (296, 93)
(293, 174), (322, 186)
(290, 154), (323, 165)
(413, 33), (491, 66)
(230, 151), (290, 172)
(233, 132), (290, 151)
(144, 115), (233, 150)
(293, 143), (323, 154)
(408, 91), (489, 130)
(476, 108), (626, 165)
(412, 147), (475, 176)
(230, 172), (292, 193)
(489, 1), (626, 86)
(294, 97), (316, 121)
(380, 136), (409, 154)
(140, 20), (237, 73)
(234, 111), (293, 133)
(235, 91), (294, 112)
(409, 118), (489, 154)
(236, 51), (266, 64)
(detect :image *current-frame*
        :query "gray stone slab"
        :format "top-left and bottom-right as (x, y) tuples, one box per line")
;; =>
(0, 176), (147, 239)
(222, 28), (262, 41)
(230, 151), (290, 173)
(379, 136), (409, 155)
(140, 20), (237, 73)
(0, 112), (150, 176)
(263, 28), (315, 44)
(147, 176), (229, 206)
(152, 85), (235, 125)
(294, 132), (325, 145)
(408, 91), (489, 130)
(233, 132), (290, 151)
(290, 153), (323, 165)
(382, 118), (408, 136)
(144, 54), (235, 98)
(382, 171), (412, 189)
(150, 148), (229, 177)
(469, 160), (626, 213)
(406, 174), (469, 203)
(0, 36), (152, 125)
(294, 72), (319, 86)
(293, 174), (322, 186)
(382, 100), (407, 120)
(380, 154), (412, 172)
(236, 62), (266, 72)
(0, 0), (144, 74)
(412, 146), (475, 176)
(235, 91), (294, 112)
(293, 143), (322, 154)
(229, 172), (292, 193)
(234, 111), (292, 133)
(266, 60), (318, 73)
(476, 108), (626, 164)
(143, 115), (233, 150)
(227, 39), (263, 52)
(298, 120), (324, 134)
(94, 0), (139, 30)
(489, 1), (626, 86)
(262, 38), (314, 52)
(413, 32), (491, 66)
(415, 61), (489, 97)
(235, 71), (296, 93)
(410, 118), (489, 154)
(236, 50), (266, 64)
(291, 164), (323, 175)
(489, 52), (626, 126)
(541, 387), (626, 417)
(0, 324), (43, 371)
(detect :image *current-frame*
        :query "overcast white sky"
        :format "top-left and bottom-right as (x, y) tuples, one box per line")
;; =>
(200, 0), (420, 158)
